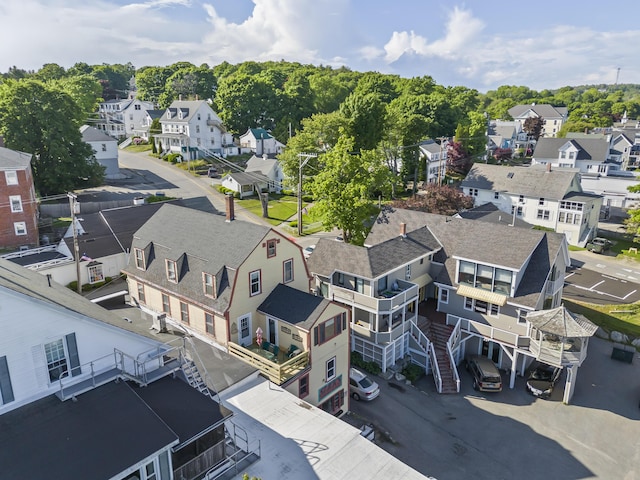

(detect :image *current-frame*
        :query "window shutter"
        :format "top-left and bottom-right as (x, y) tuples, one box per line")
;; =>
(313, 327), (318, 346)
(342, 312), (347, 331)
(65, 333), (81, 377)
(336, 316), (342, 334)
(0, 356), (14, 404)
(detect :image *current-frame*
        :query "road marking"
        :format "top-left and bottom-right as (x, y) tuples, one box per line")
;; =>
(589, 280), (605, 289)
(570, 284), (631, 301)
(595, 264), (606, 269)
(565, 272), (575, 279)
(629, 276), (638, 281)
(622, 289), (637, 300)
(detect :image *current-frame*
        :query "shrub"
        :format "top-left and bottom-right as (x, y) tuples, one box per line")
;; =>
(302, 195), (314, 202)
(289, 220), (298, 228)
(402, 363), (424, 383)
(166, 153), (182, 164)
(281, 189), (295, 196)
(350, 351), (381, 375)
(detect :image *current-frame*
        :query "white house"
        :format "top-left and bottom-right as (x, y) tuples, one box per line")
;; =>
(461, 163), (602, 246)
(95, 98), (155, 139)
(154, 100), (234, 158)
(239, 128), (285, 156)
(508, 104), (568, 138)
(0, 257), (235, 479)
(80, 125), (119, 177)
(221, 171), (272, 198)
(531, 137), (611, 175)
(245, 154), (284, 192)
(419, 139), (448, 184)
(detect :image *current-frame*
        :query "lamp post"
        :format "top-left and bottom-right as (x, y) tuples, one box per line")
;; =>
(67, 193), (82, 294)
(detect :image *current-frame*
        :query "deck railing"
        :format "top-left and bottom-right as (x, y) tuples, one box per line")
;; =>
(227, 343), (309, 385)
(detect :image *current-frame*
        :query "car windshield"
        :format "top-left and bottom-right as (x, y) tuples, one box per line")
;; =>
(530, 368), (553, 381)
(358, 376), (373, 388)
(483, 375), (501, 383)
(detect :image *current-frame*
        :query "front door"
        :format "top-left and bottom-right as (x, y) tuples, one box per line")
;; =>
(268, 318), (277, 344)
(238, 314), (251, 346)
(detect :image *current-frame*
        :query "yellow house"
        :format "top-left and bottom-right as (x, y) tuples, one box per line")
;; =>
(122, 200), (350, 414)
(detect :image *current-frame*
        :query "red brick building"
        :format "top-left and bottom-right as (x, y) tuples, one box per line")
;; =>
(0, 147), (39, 249)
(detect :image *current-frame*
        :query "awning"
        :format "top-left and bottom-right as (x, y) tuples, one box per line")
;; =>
(456, 284), (508, 306)
(411, 273), (433, 286)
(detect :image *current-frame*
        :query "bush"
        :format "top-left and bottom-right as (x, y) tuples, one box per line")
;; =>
(165, 153), (182, 164)
(289, 220), (298, 228)
(350, 351), (381, 375)
(402, 363), (424, 383)
(302, 195), (314, 202)
(281, 189), (295, 196)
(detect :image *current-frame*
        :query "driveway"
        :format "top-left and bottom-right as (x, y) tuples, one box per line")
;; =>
(345, 337), (640, 480)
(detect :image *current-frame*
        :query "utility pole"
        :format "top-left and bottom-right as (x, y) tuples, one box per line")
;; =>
(436, 136), (448, 185)
(67, 193), (81, 294)
(297, 153), (317, 236)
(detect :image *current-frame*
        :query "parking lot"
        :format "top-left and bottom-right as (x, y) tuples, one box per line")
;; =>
(345, 337), (640, 480)
(564, 264), (640, 305)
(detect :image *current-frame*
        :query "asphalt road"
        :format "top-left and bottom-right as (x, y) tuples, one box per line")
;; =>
(345, 337), (640, 480)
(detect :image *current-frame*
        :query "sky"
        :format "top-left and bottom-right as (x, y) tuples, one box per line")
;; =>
(1, 0), (639, 92)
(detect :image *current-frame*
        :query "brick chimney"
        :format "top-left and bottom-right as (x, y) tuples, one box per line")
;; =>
(225, 194), (235, 222)
(400, 222), (406, 237)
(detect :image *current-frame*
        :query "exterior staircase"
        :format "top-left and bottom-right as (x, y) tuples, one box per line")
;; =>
(181, 359), (214, 399)
(418, 317), (458, 394)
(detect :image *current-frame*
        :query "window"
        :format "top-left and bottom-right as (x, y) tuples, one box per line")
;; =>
(494, 269), (512, 295)
(439, 288), (449, 304)
(205, 313), (215, 335)
(537, 209), (550, 220)
(101, 143), (107, 151)
(299, 374), (309, 398)
(266, 239), (277, 258)
(518, 309), (528, 324)
(88, 263), (104, 284)
(129, 114), (133, 121)
(326, 357), (336, 381)
(518, 195), (524, 204)
(458, 261), (475, 286)
(166, 260), (177, 283)
(355, 277), (364, 294)
(240, 316), (249, 339)
(13, 222), (26, 236)
(314, 313), (345, 345)
(9, 195), (22, 212)
(180, 302), (189, 324)
(474, 300), (488, 314)
(250, 270), (261, 296)
(337, 272), (344, 285)
(137, 283), (146, 304)
(569, 152), (575, 160)
(494, 191), (500, 200)
(196, 125), (200, 133)
(203, 273), (216, 297)
(5, 170), (18, 185)
(197, 113), (201, 120)
(539, 198), (545, 206)
(469, 188), (478, 196)
(134, 248), (146, 270)
(490, 304), (499, 316)
(145, 461), (157, 480)
(0, 356), (15, 405)
(162, 294), (171, 314)
(283, 259), (293, 283)
(45, 339), (68, 382)
(560, 151), (566, 159)
(476, 264), (493, 289)
(464, 297), (473, 310)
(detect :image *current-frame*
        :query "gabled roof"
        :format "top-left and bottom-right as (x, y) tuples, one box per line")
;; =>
(508, 104), (568, 120)
(245, 155), (279, 176)
(162, 100), (218, 123)
(123, 204), (272, 314)
(461, 163), (579, 200)
(532, 137), (610, 162)
(0, 146), (32, 170)
(419, 139), (442, 155)
(145, 109), (165, 120)
(242, 128), (274, 140)
(80, 124), (117, 143)
(455, 202), (532, 228)
(223, 171), (271, 185)
(258, 284), (332, 330)
(362, 207), (566, 308)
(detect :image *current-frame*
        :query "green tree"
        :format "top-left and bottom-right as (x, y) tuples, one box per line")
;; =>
(309, 135), (393, 244)
(54, 74), (103, 117)
(340, 92), (386, 151)
(0, 79), (104, 195)
(135, 65), (174, 104)
(33, 63), (67, 82)
(625, 183), (640, 236)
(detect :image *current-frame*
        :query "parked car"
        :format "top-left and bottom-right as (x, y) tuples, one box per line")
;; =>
(303, 245), (315, 259)
(466, 355), (502, 392)
(349, 368), (380, 401)
(526, 361), (562, 399)
(207, 167), (219, 178)
(586, 237), (612, 254)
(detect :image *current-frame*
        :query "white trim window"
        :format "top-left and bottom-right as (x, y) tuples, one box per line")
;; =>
(439, 288), (449, 304)
(203, 273), (216, 297)
(9, 195), (22, 212)
(13, 222), (26, 236)
(166, 260), (178, 283)
(283, 259), (293, 283)
(5, 170), (18, 185)
(134, 248), (146, 270)
(326, 356), (336, 381)
(250, 270), (261, 296)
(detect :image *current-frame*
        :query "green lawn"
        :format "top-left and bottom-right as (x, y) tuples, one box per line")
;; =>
(124, 144), (152, 153)
(238, 194), (307, 226)
(563, 299), (640, 339)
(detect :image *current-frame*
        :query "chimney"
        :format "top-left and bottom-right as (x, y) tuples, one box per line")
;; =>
(225, 194), (235, 222)
(400, 222), (406, 237)
(546, 162), (551, 173)
(179, 94), (182, 101)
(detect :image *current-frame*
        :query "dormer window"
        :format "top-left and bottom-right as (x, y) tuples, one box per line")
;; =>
(166, 260), (177, 283)
(134, 248), (146, 270)
(203, 273), (216, 298)
(267, 239), (277, 258)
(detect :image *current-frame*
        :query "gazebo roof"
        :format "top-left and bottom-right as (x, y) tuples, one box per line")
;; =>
(527, 305), (598, 338)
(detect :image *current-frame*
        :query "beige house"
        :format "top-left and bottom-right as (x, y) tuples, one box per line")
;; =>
(122, 199), (350, 415)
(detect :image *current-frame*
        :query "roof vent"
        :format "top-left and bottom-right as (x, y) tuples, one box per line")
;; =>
(507, 172), (514, 178)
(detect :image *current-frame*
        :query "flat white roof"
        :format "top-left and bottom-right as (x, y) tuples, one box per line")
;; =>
(221, 376), (433, 480)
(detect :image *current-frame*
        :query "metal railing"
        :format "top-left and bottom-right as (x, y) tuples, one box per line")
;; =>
(57, 351), (120, 400)
(173, 440), (226, 480)
(428, 342), (442, 393)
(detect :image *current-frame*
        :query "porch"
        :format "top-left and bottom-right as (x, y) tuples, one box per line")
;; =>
(227, 342), (309, 385)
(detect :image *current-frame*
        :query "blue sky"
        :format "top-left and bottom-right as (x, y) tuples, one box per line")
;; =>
(1, 0), (639, 92)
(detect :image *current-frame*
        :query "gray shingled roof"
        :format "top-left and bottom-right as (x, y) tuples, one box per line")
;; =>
(461, 163), (579, 200)
(527, 305), (598, 337)
(532, 137), (609, 162)
(122, 204), (271, 314)
(455, 202), (532, 228)
(162, 100), (215, 124)
(258, 283), (331, 330)
(508, 104), (567, 119)
(80, 125), (117, 143)
(223, 171), (271, 185)
(364, 207), (566, 308)
(0, 146), (32, 170)
(245, 155), (278, 176)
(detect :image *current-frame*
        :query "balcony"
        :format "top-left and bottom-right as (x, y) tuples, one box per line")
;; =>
(329, 279), (418, 312)
(446, 315), (530, 350)
(228, 342), (309, 385)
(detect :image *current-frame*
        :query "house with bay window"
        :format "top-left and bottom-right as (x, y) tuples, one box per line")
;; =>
(461, 163), (602, 246)
(0, 257), (246, 480)
(309, 207), (596, 403)
(122, 199), (350, 415)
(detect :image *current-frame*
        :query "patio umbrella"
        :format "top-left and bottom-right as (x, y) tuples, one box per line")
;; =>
(256, 327), (263, 348)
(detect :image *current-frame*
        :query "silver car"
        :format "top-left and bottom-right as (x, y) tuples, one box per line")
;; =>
(349, 368), (380, 401)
